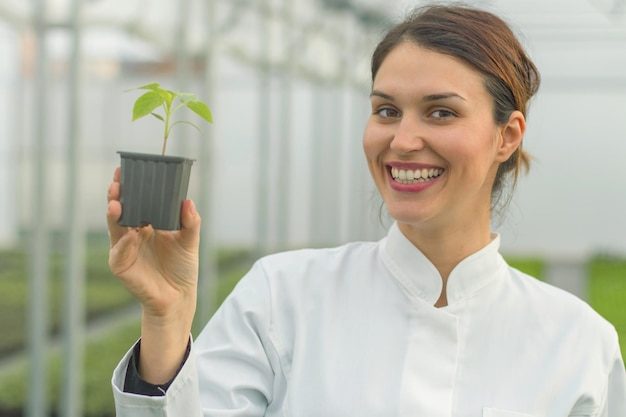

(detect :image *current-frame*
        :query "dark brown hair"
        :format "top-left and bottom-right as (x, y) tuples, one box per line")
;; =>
(371, 4), (541, 211)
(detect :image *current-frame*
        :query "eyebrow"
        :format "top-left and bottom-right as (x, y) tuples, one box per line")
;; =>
(422, 92), (467, 102)
(370, 90), (467, 102)
(369, 90), (394, 100)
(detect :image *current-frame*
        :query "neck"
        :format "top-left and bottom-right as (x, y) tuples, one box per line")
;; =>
(398, 216), (493, 283)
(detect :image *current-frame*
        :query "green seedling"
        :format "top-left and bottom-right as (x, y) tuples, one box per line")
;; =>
(127, 82), (213, 155)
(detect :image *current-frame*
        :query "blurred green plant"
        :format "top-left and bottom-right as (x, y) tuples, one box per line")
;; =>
(0, 243), (134, 357)
(589, 258), (626, 355)
(0, 248), (251, 417)
(505, 258), (544, 281)
(127, 82), (213, 155)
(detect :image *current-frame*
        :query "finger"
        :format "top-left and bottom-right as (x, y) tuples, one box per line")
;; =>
(108, 227), (140, 277)
(181, 199), (201, 230)
(179, 199), (201, 248)
(107, 199), (126, 247)
(107, 181), (120, 203)
(107, 167), (125, 246)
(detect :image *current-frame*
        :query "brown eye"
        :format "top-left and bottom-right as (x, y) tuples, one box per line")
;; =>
(430, 109), (456, 119)
(376, 107), (400, 118)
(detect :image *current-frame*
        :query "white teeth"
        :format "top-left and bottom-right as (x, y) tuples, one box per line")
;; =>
(391, 167), (443, 184)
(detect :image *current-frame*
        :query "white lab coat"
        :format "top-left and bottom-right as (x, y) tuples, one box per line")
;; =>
(112, 223), (626, 416)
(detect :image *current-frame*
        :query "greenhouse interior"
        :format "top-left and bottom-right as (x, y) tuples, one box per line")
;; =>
(0, 0), (624, 416)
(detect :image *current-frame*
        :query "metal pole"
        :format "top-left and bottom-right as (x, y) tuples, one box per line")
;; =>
(308, 0), (323, 245)
(27, 0), (49, 415)
(350, 88), (371, 241)
(327, 84), (342, 246)
(275, 0), (294, 249)
(60, 1), (85, 416)
(337, 12), (353, 244)
(545, 253), (590, 301)
(0, 27), (19, 247)
(195, 0), (218, 331)
(174, 0), (192, 156)
(309, 80), (326, 245)
(256, 0), (271, 255)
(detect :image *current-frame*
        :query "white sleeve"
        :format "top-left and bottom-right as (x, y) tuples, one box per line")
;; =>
(111, 338), (203, 417)
(604, 349), (626, 417)
(110, 260), (281, 417)
(596, 339), (626, 417)
(194, 260), (283, 416)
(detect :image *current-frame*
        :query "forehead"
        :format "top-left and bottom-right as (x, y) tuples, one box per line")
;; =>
(373, 41), (488, 99)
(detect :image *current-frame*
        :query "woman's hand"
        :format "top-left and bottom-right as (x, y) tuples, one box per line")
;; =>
(106, 166), (201, 384)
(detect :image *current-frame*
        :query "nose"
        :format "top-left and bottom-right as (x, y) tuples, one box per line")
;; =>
(389, 115), (426, 154)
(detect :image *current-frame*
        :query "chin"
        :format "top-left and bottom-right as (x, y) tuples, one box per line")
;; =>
(385, 205), (434, 227)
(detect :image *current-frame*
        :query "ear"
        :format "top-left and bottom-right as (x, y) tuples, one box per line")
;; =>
(495, 110), (526, 162)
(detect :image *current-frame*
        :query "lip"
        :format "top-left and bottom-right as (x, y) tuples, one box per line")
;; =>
(387, 161), (443, 170)
(386, 162), (444, 192)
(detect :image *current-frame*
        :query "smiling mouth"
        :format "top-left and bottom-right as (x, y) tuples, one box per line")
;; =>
(390, 167), (444, 184)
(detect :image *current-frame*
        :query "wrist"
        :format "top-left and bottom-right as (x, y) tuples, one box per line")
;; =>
(138, 322), (191, 384)
(138, 298), (196, 385)
(140, 300), (195, 351)
(141, 290), (196, 328)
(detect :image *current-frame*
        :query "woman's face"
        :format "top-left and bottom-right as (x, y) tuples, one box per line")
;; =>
(363, 41), (521, 233)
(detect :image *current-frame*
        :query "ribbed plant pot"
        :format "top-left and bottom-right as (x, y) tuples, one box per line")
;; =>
(118, 151), (194, 230)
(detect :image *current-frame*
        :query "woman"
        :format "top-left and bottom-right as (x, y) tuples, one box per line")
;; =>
(108, 4), (626, 416)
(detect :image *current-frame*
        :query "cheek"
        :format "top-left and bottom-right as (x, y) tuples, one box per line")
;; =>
(452, 126), (500, 160)
(362, 121), (388, 160)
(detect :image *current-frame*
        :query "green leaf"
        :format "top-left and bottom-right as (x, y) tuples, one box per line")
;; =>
(185, 100), (213, 123)
(170, 120), (203, 134)
(136, 82), (161, 91)
(125, 82), (214, 155)
(123, 82), (160, 93)
(159, 89), (176, 108)
(132, 91), (164, 121)
(178, 92), (198, 103)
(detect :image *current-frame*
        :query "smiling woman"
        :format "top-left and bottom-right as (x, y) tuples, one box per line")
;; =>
(363, 11), (535, 298)
(364, 43), (522, 255)
(107, 4), (626, 417)
(370, 5), (539, 216)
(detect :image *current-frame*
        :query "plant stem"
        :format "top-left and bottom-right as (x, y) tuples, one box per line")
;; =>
(162, 101), (171, 155)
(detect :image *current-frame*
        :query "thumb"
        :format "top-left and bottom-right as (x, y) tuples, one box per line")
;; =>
(179, 199), (201, 247)
(108, 228), (140, 277)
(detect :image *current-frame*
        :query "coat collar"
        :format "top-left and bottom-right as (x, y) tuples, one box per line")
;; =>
(380, 222), (506, 306)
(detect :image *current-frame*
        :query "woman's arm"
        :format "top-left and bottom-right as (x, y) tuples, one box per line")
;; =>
(602, 347), (626, 417)
(111, 261), (278, 417)
(107, 167), (201, 384)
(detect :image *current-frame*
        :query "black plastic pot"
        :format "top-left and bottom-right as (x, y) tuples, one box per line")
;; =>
(117, 151), (194, 230)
